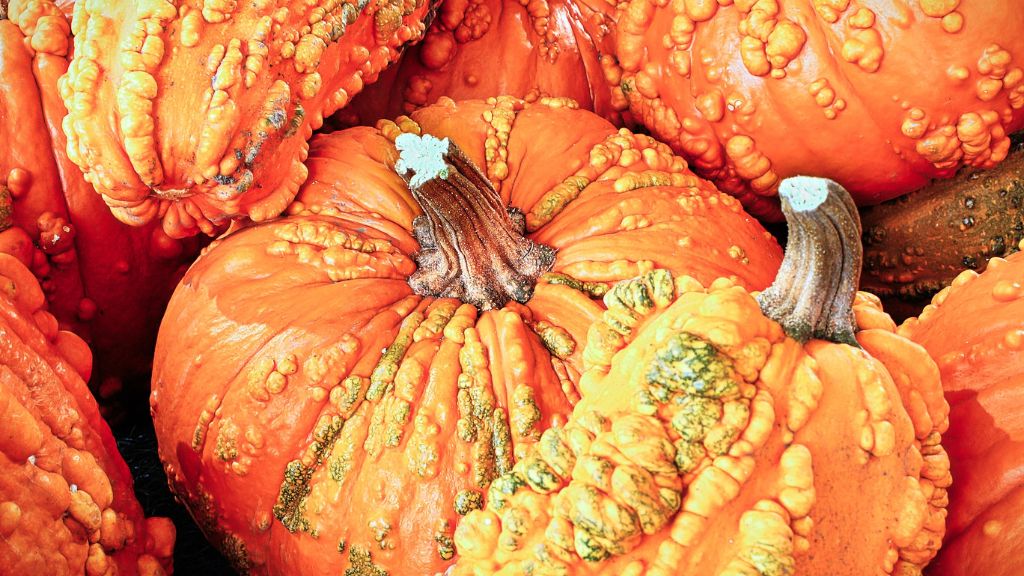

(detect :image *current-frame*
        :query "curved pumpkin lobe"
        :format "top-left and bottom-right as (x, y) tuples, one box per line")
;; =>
(61, 0), (432, 238)
(452, 177), (950, 575)
(152, 97), (783, 574)
(614, 0), (1024, 219)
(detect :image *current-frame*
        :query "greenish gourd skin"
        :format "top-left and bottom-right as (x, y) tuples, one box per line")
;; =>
(861, 134), (1024, 321)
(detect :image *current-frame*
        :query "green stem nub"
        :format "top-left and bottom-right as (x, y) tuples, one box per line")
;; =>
(394, 133), (556, 311)
(757, 176), (862, 346)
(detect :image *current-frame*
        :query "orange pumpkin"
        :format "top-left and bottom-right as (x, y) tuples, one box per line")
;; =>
(0, 252), (175, 575)
(900, 244), (1024, 576)
(59, 0), (431, 238)
(150, 97), (782, 574)
(452, 176), (951, 575)
(2, 1), (201, 398)
(613, 0), (1024, 219)
(338, 0), (624, 126)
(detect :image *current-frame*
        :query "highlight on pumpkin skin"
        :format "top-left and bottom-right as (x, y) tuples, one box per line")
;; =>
(612, 0), (1024, 219)
(899, 241), (1024, 576)
(149, 97), (784, 574)
(449, 175), (950, 575)
(59, 0), (432, 238)
(0, 253), (175, 575)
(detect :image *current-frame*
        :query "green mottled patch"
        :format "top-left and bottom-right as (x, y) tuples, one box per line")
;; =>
(368, 313), (422, 400)
(273, 416), (346, 533)
(453, 489), (485, 515)
(646, 333), (739, 400)
(334, 376), (366, 417)
(529, 176), (591, 228)
(435, 532), (455, 561)
(674, 439), (704, 473)
(338, 539), (346, 554)
(573, 527), (611, 563)
(511, 388), (542, 441)
(487, 472), (527, 512)
(670, 396), (724, 442)
(345, 546), (389, 576)
(536, 428), (575, 478)
(535, 321), (576, 359)
(539, 272), (608, 298)
(743, 544), (796, 576)
(523, 456), (562, 493)
(384, 399), (412, 448)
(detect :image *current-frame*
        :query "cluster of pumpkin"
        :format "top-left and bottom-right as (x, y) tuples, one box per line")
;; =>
(1, 0), (1022, 575)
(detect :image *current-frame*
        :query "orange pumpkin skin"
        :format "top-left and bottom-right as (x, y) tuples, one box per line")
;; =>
(452, 180), (951, 575)
(0, 253), (175, 575)
(900, 245), (1024, 576)
(338, 0), (624, 126)
(150, 97), (782, 575)
(613, 0), (1024, 219)
(59, 0), (431, 238)
(2, 2), (201, 397)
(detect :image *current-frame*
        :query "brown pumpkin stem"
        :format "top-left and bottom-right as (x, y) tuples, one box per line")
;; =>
(394, 133), (556, 311)
(757, 176), (862, 346)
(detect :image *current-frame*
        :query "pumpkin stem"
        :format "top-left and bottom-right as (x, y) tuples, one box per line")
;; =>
(394, 133), (556, 311)
(757, 176), (862, 346)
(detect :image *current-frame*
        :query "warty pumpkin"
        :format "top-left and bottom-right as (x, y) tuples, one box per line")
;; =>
(861, 134), (1024, 320)
(899, 243), (1024, 576)
(1, 1), (202, 401)
(59, 0), (431, 238)
(0, 252), (175, 575)
(336, 0), (624, 127)
(150, 96), (783, 574)
(612, 0), (1024, 219)
(451, 176), (952, 575)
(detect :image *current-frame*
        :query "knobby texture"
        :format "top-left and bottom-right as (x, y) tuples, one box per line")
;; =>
(0, 253), (175, 575)
(1, 1), (202, 401)
(901, 243), (1024, 576)
(451, 170), (950, 575)
(150, 97), (782, 575)
(612, 0), (1024, 219)
(60, 0), (432, 238)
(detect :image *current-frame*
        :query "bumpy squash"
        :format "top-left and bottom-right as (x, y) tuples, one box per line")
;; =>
(451, 177), (951, 575)
(613, 0), (1024, 219)
(60, 0), (431, 238)
(900, 245), (1024, 576)
(0, 253), (175, 575)
(861, 135), (1024, 320)
(150, 97), (782, 574)
(338, 0), (624, 126)
(1, 1), (201, 399)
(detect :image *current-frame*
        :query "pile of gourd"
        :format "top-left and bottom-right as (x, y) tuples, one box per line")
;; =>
(1, 1), (1022, 575)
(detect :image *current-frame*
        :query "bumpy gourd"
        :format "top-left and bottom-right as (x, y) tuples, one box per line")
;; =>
(900, 243), (1024, 576)
(0, 253), (175, 575)
(2, 1), (201, 397)
(452, 177), (951, 575)
(861, 134), (1024, 320)
(612, 0), (1024, 219)
(150, 97), (782, 574)
(60, 0), (431, 238)
(339, 0), (624, 126)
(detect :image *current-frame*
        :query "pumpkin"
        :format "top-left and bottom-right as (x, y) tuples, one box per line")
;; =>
(861, 134), (1024, 321)
(59, 0), (432, 238)
(150, 96), (782, 574)
(452, 176), (951, 575)
(612, 0), (1024, 219)
(0, 252), (175, 575)
(1, 1), (202, 400)
(899, 244), (1024, 576)
(336, 0), (624, 127)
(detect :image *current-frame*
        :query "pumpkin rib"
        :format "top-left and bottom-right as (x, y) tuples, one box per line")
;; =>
(152, 97), (784, 574)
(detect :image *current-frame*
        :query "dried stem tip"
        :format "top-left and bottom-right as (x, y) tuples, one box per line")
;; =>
(757, 176), (863, 346)
(395, 133), (556, 311)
